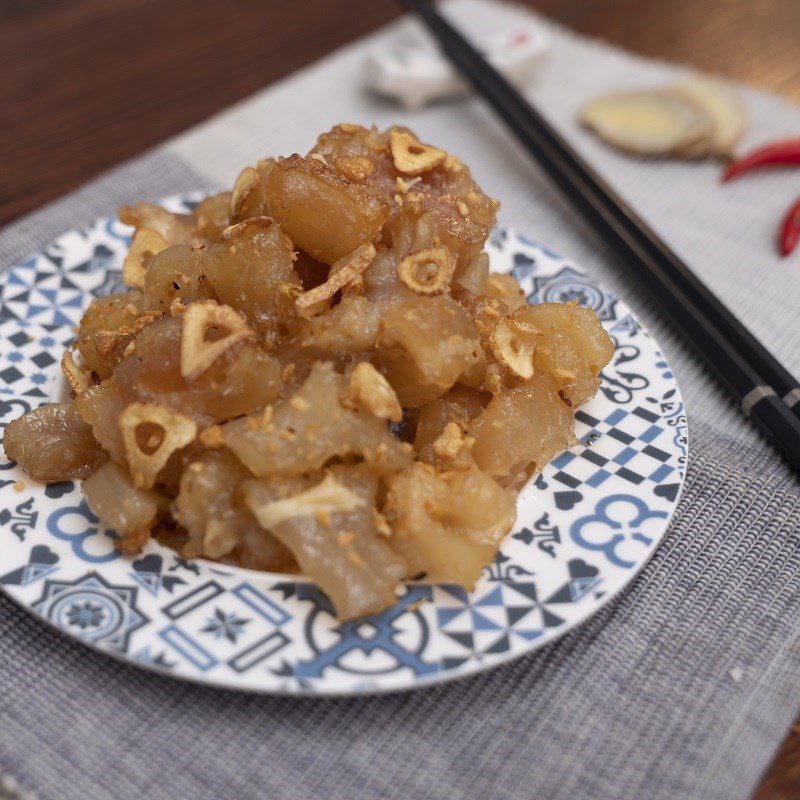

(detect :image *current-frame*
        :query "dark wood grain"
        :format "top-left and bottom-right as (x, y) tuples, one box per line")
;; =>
(536, 0), (800, 102)
(0, 0), (401, 227)
(754, 723), (800, 800)
(1, 1), (799, 797)
(1, 0), (799, 229)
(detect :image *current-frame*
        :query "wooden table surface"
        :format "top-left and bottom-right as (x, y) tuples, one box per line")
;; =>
(1, 0), (799, 796)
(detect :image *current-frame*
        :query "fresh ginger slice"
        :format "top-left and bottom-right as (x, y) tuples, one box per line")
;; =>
(580, 90), (712, 156)
(671, 78), (745, 158)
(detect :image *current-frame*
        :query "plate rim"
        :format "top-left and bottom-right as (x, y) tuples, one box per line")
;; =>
(0, 199), (688, 696)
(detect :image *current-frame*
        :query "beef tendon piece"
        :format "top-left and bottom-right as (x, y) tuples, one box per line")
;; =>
(414, 385), (487, 452)
(174, 449), (295, 570)
(142, 245), (216, 313)
(435, 465), (517, 547)
(527, 302), (615, 407)
(74, 382), (127, 465)
(4, 402), (106, 482)
(243, 466), (407, 618)
(83, 461), (169, 553)
(468, 373), (576, 485)
(303, 296), (383, 353)
(384, 462), (507, 587)
(75, 292), (147, 380)
(267, 154), (389, 264)
(202, 218), (301, 339)
(113, 315), (282, 425)
(378, 295), (484, 406)
(223, 362), (412, 477)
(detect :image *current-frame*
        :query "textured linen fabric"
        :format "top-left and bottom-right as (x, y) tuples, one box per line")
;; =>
(2, 2), (800, 798)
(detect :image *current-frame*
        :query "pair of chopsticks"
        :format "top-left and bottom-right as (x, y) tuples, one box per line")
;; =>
(400, 0), (800, 472)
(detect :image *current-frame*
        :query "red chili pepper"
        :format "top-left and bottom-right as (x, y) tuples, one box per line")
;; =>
(780, 195), (800, 257)
(722, 138), (800, 182)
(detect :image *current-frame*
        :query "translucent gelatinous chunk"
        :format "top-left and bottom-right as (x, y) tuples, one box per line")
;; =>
(113, 316), (282, 425)
(267, 154), (389, 264)
(83, 462), (168, 553)
(243, 465), (407, 618)
(526, 302), (615, 407)
(224, 362), (412, 477)
(384, 463), (500, 586)
(378, 296), (483, 406)
(174, 449), (295, 570)
(4, 402), (106, 482)
(468, 372), (576, 483)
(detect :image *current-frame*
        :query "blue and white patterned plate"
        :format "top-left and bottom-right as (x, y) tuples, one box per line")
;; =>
(0, 194), (687, 695)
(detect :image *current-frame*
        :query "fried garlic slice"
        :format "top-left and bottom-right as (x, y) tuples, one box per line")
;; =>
(333, 155), (374, 182)
(202, 519), (239, 559)
(61, 351), (91, 394)
(295, 243), (376, 318)
(433, 422), (473, 462)
(119, 402), (198, 489)
(246, 474), (366, 530)
(344, 362), (403, 422)
(580, 90), (712, 156)
(490, 313), (540, 380)
(390, 130), (446, 175)
(180, 301), (255, 381)
(123, 228), (168, 289)
(220, 215), (274, 241)
(230, 166), (266, 218)
(398, 247), (455, 296)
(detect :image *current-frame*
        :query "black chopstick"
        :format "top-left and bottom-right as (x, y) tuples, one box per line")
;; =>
(400, 0), (800, 472)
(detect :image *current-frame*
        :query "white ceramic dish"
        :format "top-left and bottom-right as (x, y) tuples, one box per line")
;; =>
(0, 194), (686, 695)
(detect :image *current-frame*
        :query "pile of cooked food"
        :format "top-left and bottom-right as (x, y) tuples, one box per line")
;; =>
(4, 124), (614, 619)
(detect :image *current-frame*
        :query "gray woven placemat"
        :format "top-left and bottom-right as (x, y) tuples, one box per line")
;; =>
(2, 2), (800, 798)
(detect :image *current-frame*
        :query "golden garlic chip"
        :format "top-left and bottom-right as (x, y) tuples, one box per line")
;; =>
(295, 243), (376, 318)
(246, 474), (366, 529)
(344, 362), (403, 422)
(229, 166), (266, 219)
(119, 402), (198, 489)
(203, 520), (239, 559)
(180, 301), (255, 380)
(333, 155), (374, 182)
(390, 130), (446, 175)
(61, 351), (91, 394)
(433, 422), (471, 461)
(123, 228), (168, 289)
(220, 215), (274, 241)
(490, 316), (539, 380)
(398, 247), (455, 296)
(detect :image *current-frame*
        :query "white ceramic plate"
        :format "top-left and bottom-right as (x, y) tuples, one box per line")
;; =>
(0, 194), (687, 695)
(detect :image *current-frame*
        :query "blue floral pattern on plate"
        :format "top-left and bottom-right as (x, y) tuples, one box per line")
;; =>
(0, 193), (687, 695)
